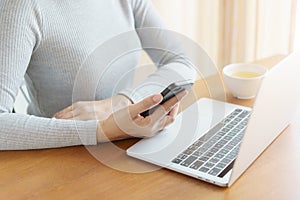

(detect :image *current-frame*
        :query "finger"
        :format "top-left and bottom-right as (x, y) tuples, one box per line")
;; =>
(129, 94), (163, 118)
(56, 111), (75, 119)
(168, 103), (179, 118)
(56, 106), (81, 119)
(157, 115), (175, 131)
(55, 102), (95, 119)
(151, 90), (187, 121)
(73, 113), (96, 121)
(53, 105), (73, 118)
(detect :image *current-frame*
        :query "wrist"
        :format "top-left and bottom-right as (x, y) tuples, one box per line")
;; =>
(115, 94), (133, 106)
(96, 120), (131, 143)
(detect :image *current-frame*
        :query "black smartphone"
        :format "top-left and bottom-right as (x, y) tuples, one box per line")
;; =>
(140, 80), (194, 117)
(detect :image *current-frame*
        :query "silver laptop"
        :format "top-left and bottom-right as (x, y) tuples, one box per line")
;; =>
(127, 52), (300, 187)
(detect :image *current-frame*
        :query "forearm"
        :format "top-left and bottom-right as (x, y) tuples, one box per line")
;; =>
(0, 113), (98, 150)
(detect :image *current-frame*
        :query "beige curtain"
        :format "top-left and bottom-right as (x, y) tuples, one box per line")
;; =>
(151, 0), (298, 69)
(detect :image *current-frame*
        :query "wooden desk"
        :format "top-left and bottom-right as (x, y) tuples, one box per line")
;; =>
(1, 55), (299, 200)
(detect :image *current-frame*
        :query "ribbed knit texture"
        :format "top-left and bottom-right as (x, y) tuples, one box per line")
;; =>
(0, 0), (195, 150)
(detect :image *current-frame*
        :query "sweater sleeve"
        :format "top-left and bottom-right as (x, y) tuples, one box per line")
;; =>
(118, 0), (196, 103)
(0, 0), (97, 150)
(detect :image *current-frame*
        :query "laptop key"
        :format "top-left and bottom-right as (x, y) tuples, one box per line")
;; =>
(183, 149), (193, 155)
(232, 128), (240, 133)
(209, 157), (220, 164)
(226, 152), (237, 160)
(215, 153), (225, 159)
(189, 160), (205, 170)
(187, 145), (198, 151)
(238, 112), (249, 118)
(241, 121), (248, 126)
(204, 151), (214, 157)
(199, 167), (210, 173)
(237, 125), (245, 129)
(216, 162), (227, 169)
(202, 142), (214, 149)
(214, 143), (224, 149)
(228, 132), (237, 137)
(221, 158), (232, 165)
(177, 154), (188, 160)
(204, 162), (215, 168)
(208, 167), (222, 176)
(230, 121), (238, 126)
(229, 140), (239, 146)
(221, 128), (230, 133)
(235, 108), (243, 112)
(236, 133), (244, 140)
(199, 156), (209, 162)
(193, 151), (202, 157)
(209, 138), (219, 144)
(172, 158), (182, 164)
(197, 147), (208, 154)
(224, 144), (234, 151)
(209, 148), (219, 154)
(226, 124), (234, 129)
(232, 112), (240, 117)
(219, 149), (229, 155)
(218, 139), (228, 146)
(224, 136), (233, 141)
(223, 118), (231, 124)
(181, 156), (198, 167)
(234, 118), (242, 122)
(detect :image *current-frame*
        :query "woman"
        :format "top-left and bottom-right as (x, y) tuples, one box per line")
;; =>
(0, 0), (195, 150)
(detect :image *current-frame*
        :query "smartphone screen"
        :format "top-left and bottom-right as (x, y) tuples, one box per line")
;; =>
(140, 80), (194, 117)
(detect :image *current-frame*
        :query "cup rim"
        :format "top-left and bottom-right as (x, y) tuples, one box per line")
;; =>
(223, 63), (268, 80)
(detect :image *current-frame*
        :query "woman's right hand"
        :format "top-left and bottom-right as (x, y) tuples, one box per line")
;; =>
(96, 91), (188, 142)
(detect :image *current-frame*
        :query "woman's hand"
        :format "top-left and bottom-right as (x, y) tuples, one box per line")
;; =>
(53, 95), (132, 121)
(97, 91), (187, 142)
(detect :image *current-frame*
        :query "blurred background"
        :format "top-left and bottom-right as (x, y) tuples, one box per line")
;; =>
(150, 0), (299, 69)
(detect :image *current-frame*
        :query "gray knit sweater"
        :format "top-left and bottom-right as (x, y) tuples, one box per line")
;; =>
(0, 0), (195, 150)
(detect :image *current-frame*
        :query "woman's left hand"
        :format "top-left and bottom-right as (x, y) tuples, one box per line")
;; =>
(53, 95), (132, 121)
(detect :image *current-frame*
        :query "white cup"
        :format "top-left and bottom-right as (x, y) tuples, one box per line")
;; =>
(222, 63), (268, 99)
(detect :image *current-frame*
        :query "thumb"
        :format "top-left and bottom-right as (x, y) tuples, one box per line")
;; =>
(129, 94), (163, 118)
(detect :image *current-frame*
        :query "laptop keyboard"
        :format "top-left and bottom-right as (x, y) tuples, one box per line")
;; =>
(171, 108), (251, 177)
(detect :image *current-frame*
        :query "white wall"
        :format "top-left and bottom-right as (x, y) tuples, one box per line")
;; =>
(295, 1), (300, 50)
(14, 84), (29, 114)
